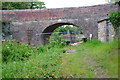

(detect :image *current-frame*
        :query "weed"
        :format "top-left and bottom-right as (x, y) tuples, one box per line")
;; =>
(2, 41), (32, 62)
(2, 40), (119, 78)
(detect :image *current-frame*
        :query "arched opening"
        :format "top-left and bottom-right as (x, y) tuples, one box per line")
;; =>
(42, 23), (85, 45)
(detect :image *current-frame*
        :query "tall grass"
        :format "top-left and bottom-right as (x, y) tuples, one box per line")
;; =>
(2, 40), (119, 78)
(2, 41), (65, 78)
(83, 40), (119, 77)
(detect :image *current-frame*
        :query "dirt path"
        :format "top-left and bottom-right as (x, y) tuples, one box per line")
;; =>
(65, 49), (76, 54)
(84, 57), (108, 78)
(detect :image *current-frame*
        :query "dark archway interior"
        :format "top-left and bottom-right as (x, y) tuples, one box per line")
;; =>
(42, 23), (84, 45)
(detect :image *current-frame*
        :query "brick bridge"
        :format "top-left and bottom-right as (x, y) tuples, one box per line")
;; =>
(2, 4), (118, 46)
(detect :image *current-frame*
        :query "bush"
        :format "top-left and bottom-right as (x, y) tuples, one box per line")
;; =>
(2, 42), (64, 78)
(2, 41), (32, 62)
(48, 33), (66, 47)
(108, 12), (120, 29)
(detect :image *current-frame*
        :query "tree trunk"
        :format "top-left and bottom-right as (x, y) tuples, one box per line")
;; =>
(30, 2), (34, 9)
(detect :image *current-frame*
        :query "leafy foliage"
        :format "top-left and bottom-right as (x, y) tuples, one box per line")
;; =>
(49, 33), (66, 47)
(106, 0), (120, 6)
(2, 40), (64, 78)
(2, 41), (32, 62)
(2, 22), (12, 39)
(2, 2), (46, 10)
(54, 25), (82, 35)
(2, 40), (119, 78)
(108, 12), (120, 29)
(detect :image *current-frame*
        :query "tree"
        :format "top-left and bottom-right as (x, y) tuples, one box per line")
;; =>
(106, 0), (120, 11)
(106, 0), (120, 4)
(2, 2), (46, 10)
(108, 12), (120, 39)
(108, 12), (120, 29)
(30, 2), (46, 9)
(107, 0), (120, 39)
(54, 25), (82, 35)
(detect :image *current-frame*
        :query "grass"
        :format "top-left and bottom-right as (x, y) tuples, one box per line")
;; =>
(2, 45), (64, 78)
(62, 45), (96, 78)
(87, 41), (118, 77)
(0, 45), (2, 79)
(62, 40), (119, 78)
(2, 40), (119, 78)
(62, 52), (96, 78)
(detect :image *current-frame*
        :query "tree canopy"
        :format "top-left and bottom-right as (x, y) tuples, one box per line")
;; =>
(106, 0), (120, 6)
(107, 0), (120, 29)
(54, 25), (82, 35)
(2, 2), (46, 10)
(108, 12), (120, 29)
(107, 0), (120, 38)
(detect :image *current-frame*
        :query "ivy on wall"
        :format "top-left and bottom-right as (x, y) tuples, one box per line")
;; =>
(108, 12), (120, 29)
(2, 21), (13, 39)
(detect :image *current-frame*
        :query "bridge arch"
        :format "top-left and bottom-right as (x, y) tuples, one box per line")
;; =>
(41, 22), (84, 45)
(2, 4), (117, 46)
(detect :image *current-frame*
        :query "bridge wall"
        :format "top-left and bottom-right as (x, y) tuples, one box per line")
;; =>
(2, 4), (118, 46)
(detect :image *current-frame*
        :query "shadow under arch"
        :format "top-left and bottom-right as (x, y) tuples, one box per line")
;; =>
(42, 22), (84, 45)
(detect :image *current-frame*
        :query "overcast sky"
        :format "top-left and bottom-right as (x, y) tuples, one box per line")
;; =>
(40, 0), (109, 8)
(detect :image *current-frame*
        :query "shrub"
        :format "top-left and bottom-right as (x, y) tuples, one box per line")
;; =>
(48, 33), (66, 47)
(2, 41), (32, 62)
(108, 12), (120, 32)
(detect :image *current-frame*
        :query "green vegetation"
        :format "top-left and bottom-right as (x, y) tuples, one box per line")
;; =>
(108, 12), (120, 30)
(52, 25), (84, 43)
(49, 33), (66, 47)
(106, 0), (120, 5)
(2, 22), (12, 39)
(62, 40), (119, 78)
(2, 40), (119, 78)
(2, 2), (46, 10)
(108, 12), (120, 38)
(2, 41), (33, 62)
(2, 41), (64, 78)
(54, 25), (82, 34)
(107, 1), (120, 38)
(0, 45), (2, 79)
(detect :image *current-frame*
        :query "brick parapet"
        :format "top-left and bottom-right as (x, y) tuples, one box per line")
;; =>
(1, 4), (118, 22)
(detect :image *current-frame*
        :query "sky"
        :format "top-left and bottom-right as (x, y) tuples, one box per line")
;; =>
(40, 0), (109, 8)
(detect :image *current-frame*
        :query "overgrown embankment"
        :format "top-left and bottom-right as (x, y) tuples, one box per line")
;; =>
(2, 41), (64, 78)
(2, 40), (119, 78)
